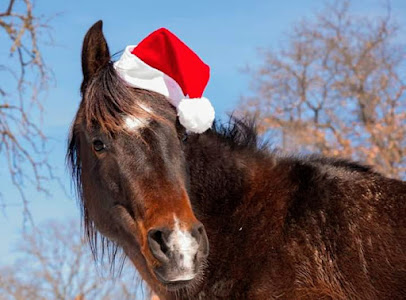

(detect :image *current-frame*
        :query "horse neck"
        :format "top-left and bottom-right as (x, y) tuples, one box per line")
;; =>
(182, 132), (291, 296)
(184, 132), (250, 217)
(185, 131), (289, 217)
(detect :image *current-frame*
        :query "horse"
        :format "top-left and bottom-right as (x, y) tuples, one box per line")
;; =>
(68, 21), (406, 300)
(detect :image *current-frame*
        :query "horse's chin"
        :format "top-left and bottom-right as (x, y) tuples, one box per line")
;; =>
(157, 277), (195, 291)
(153, 263), (207, 292)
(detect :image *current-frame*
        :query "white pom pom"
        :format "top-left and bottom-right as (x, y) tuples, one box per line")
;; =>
(177, 97), (215, 134)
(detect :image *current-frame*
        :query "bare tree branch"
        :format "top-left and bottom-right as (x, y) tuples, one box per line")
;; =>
(0, 220), (145, 300)
(0, 0), (57, 213)
(242, 0), (406, 179)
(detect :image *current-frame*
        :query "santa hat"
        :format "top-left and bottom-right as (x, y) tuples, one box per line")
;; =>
(114, 28), (215, 134)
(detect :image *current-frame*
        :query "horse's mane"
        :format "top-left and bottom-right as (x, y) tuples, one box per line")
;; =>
(211, 117), (269, 152)
(304, 155), (374, 173)
(211, 117), (374, 175)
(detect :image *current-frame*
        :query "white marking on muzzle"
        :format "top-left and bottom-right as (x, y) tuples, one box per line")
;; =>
(167, 215), (199, 281)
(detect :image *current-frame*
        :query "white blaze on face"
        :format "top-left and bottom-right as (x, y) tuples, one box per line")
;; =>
(168, 215), (199, 281)
(138, 102), (153, 114)
(123, 103), (153, 132)
(124, 115), (149, 131)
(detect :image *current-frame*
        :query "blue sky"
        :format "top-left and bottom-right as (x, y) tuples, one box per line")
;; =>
(0, 0), (405, 264)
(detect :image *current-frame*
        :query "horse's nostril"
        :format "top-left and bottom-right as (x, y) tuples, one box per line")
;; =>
(148, 228), (170, 263)
(151, 230), (169, 253)
(191, 223), (203, 243)
(191, 223), (209, 256)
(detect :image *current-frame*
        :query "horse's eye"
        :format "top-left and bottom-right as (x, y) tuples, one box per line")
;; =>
(93, 140), (106, 152)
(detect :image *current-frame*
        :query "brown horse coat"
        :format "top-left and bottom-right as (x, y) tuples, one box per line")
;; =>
(69, 21), (406, 300)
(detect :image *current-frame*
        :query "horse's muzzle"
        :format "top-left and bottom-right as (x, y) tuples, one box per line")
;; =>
(148, 222), (209, 285)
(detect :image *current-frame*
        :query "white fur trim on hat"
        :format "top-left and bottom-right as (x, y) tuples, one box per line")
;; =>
(114, 46), (184, 107)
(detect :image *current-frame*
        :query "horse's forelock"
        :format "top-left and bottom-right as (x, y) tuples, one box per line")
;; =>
(82, 63), (165, 134)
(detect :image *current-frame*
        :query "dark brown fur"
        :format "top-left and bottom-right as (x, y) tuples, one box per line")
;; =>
(183, 125), (406, 299)
(68, 21), (406, 299)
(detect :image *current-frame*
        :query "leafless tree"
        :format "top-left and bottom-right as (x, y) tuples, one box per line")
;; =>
(242, 0), (405, 179)
(0, 0), (56, 213)
(0, 220), (147, 300)
(0, 265), (44, 300)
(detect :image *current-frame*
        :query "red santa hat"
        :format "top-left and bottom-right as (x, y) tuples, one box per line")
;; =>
(114, 28), (215, 134)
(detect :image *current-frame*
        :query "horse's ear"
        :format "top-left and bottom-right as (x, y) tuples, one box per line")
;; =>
(81, 20), (110, 93)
